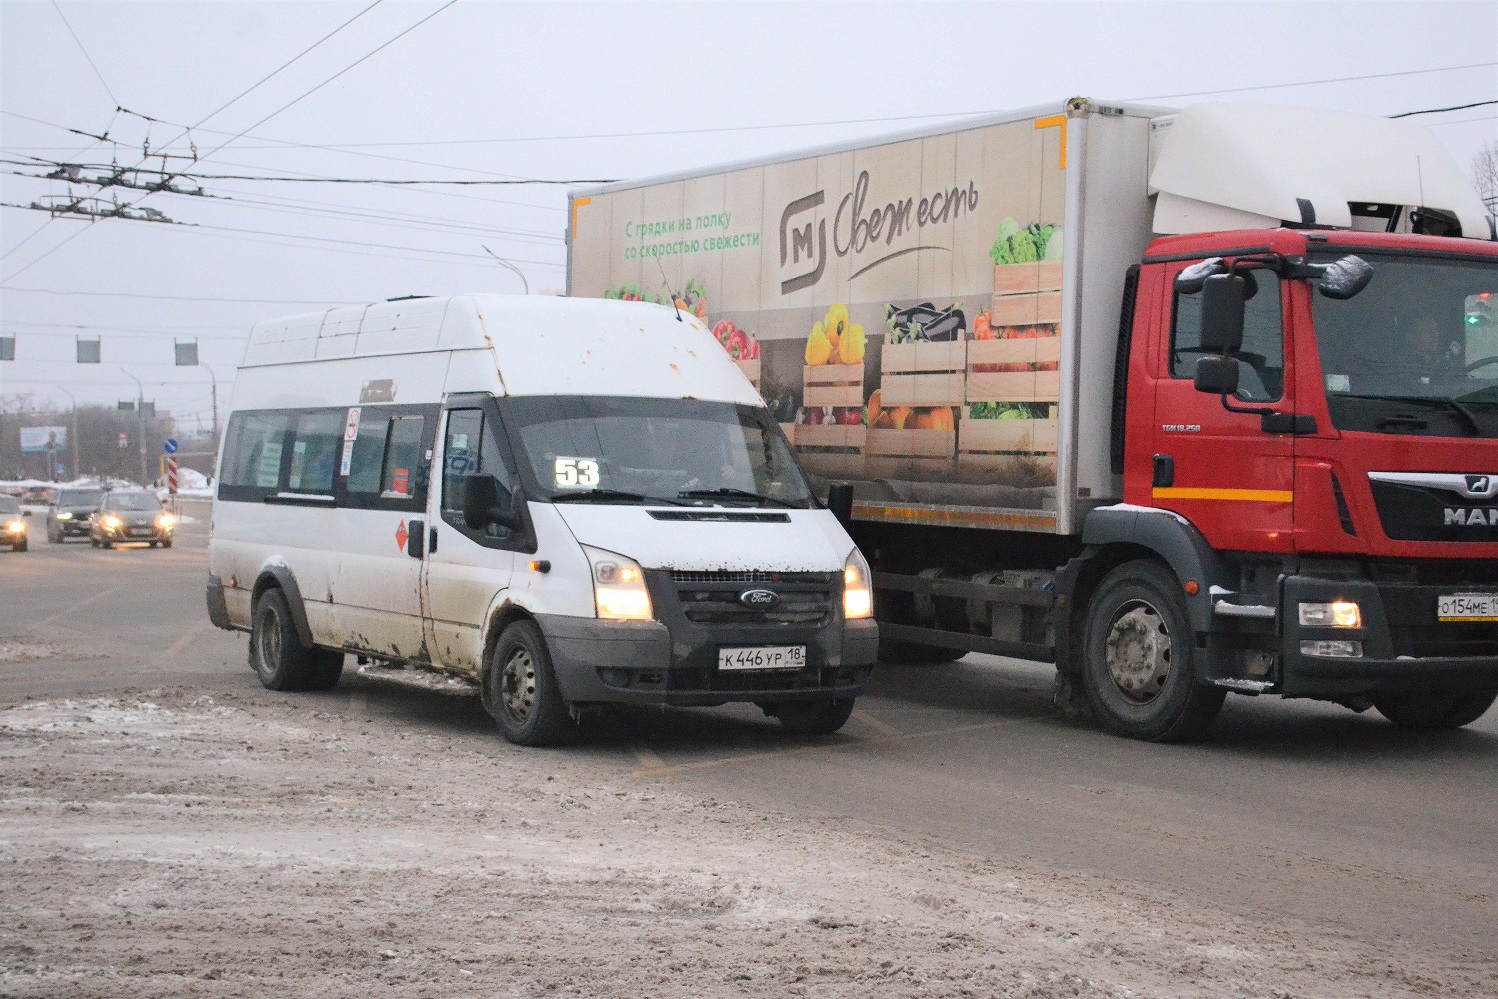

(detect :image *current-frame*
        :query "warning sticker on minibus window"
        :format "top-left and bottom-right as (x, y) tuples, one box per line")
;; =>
(391, 468), (410, 495)
(554, 457), (601, 488)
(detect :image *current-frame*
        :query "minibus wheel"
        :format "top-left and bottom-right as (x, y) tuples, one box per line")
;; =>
(251, 587), (342, 692)
(486, 621), (572, 746)
(770, 698), (855, 736)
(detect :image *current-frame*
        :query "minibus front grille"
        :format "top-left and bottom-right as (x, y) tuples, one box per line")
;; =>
(675, 586), (833, 627)
(670, 570), (834, 585)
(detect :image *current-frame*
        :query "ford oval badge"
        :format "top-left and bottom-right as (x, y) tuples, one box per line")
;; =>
(739, 588), (781, 609)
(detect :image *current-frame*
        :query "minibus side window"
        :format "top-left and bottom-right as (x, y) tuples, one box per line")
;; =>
(346, 411), (392, 496)
(285, 410), (342, 494)
(381, 416), (425, 499)
(219, 411), (290, 499)
(441, 409), (515, 541)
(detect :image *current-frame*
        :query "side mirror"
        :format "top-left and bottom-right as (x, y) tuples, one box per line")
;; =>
(1194, 355), (1240, 395)
(462, 474), (520, 532)
(1200, 274), (1246, 352)
(1317, 254), (1373, 300)
(826, 482), (853, 528)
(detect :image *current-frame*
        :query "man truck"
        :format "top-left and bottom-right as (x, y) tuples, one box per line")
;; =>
(566, 97), (1497, 740)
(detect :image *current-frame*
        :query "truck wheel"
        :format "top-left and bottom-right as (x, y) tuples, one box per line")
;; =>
(250, 587), (331, 692)
(1371, 689), (1496, 730)
(771, 698), (855, 736)
(484, 620), (572, 746)
(1081, 560), (1224, 742)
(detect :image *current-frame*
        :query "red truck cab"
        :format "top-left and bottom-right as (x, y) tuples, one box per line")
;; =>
(1120, 227), (1497, 721)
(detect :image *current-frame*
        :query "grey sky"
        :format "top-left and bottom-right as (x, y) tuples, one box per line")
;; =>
(2, 0), (1495, 435)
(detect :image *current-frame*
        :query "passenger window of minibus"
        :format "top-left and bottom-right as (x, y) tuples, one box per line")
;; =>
(221, 412), (289, 489)
(346, 410), (392, 495)
(381, 416), (425, 499)
(286, 411), (342, 493)
(441, 409), (513, 537)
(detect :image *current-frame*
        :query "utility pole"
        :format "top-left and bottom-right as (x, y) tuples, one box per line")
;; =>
(174, 340), (219, 450)
(53, 384), (78, 480)
(120, 368), (149, 486)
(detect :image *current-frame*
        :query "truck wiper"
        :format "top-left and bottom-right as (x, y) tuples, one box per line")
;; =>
(1333, 393), (1481, 436)
(552, 488), (687, 506)
(677, 487), (802, 508)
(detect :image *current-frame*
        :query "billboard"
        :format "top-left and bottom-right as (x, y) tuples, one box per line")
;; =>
(570, 114), (1067, 517)
(20, 426), (68, 453)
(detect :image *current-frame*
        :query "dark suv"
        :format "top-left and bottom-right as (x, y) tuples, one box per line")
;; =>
(47, 487), (106, 543)
(89, 491), (174, 549)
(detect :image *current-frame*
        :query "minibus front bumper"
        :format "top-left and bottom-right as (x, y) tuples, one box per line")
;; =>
(535, 614), (878, 707)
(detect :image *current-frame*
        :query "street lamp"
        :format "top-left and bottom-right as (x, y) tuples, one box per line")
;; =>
(119, 367), (149, 486)
(482, 245), (530, 295)
(174, 340), (219, 447)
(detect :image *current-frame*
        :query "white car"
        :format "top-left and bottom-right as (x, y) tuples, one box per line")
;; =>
(207, 294), (877, 745)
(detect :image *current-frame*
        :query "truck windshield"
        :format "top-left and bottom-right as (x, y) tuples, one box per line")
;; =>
(1311, 253), (1498, 437)
(506, 396), (815, 507)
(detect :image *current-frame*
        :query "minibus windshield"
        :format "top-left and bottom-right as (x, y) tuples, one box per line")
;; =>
(507, 396), (816, 507)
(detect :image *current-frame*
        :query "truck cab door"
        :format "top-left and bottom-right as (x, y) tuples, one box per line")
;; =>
(420, 400), (523, 677)
(1148, 262), (1296, 553)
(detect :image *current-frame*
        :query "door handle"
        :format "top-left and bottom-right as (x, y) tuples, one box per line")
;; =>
(1152, 454), (1175, 488)
(407, 518), (425, 559)
(428, 526), (438, 554)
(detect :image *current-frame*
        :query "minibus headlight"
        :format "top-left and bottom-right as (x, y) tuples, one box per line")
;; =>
(582, 545), (653, 621)
(843, 548), (874, 620)
(1298, 601), (1361, 628)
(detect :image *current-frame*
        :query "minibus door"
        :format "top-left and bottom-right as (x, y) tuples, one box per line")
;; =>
(421, 403), (520, 676)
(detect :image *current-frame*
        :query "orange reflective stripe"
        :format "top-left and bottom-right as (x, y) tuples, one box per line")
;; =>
(1034, 115), (1067, 170)
(1152, 487), (1293, 503)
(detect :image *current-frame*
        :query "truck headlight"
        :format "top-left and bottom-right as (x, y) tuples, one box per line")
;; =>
(1298, 601), (1361, 628)
(582, 545), (653, 621)
(843, 548), (874, 620)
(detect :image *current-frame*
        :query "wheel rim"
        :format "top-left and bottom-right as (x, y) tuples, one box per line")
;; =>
(256, 605), (282, 678)
(499, 646), (538, 724)
(1103, 600), (1172, 704)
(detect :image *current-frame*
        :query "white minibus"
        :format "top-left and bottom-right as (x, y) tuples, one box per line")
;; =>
(207, 295), (877, 744)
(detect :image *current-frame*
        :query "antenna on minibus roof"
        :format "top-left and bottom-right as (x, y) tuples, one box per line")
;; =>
(655, 255), (684, 321)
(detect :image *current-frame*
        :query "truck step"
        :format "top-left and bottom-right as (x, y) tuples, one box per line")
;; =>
(354, 662), (479, 697)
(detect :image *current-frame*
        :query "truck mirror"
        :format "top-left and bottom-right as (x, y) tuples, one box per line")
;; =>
(462, 474), (520, 531)
(1317, 254), (1373, 300)
(1200, 274), (1246, 351)
(1194, 355), (1240, 395)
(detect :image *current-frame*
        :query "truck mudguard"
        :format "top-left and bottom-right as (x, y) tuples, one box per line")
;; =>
(253, 564), (316, 649)
(1079, 505), (1233, 634)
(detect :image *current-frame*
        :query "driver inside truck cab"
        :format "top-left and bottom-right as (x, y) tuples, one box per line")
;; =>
(1396, 312), (1465, 384)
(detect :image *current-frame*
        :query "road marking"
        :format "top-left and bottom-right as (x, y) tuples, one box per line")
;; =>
(164, 620), (213, 658)
(629, 743), (666, 771)
(38, 586), (120, 626)
(630, 712), (1050, 779)
(852, 708), (901, 737)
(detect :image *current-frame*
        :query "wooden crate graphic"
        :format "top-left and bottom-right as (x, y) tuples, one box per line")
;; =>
(735, 358), (761, 389)
(803, 363), (864, 407)
(991, 291), (1062, 328)
(880, 341), (967, 406)
(966, 337), (1061, 402)
(867, 427), (955, 459)
(795, 424), (867, 451)
(958, 416), (1059, 455)
(993, 260), (1063, 296)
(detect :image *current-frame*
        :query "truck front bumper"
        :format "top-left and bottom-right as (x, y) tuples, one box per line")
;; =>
(535, 614), (877, 707)
(1279, 571), (1498, 698)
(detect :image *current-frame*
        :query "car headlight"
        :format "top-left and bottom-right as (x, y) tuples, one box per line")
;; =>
(156, 513), (175, 529)
(843, 548), (874, 620)
(5, 520), (24, 534)
(102, 514), (122, 530)
(582, 545), (653, 621)
(56, 511), (72, 520)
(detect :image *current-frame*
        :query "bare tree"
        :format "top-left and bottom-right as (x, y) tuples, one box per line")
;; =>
(1475, 140), (1498, 213)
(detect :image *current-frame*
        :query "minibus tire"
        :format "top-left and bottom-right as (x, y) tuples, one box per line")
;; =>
(486, 621), (572, 746)
(1080, 560), (1225, 742)
(772, 698), (855, 736)
(251, 587), (329, 692)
